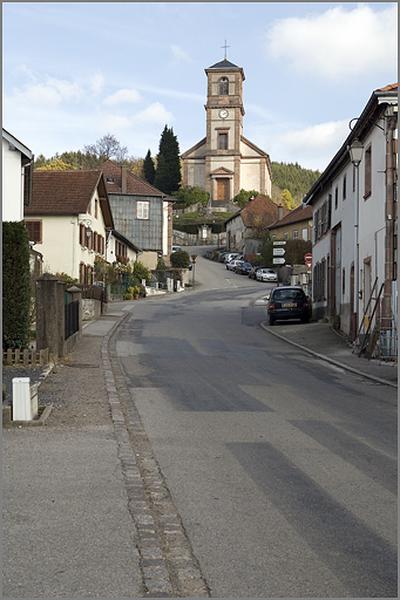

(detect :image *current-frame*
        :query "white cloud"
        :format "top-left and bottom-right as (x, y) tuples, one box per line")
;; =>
(249, 118), (350, 170)
(103, 88), (142, 106)
(170, 44), (192, 63)
(266, 4), (397, 80)
(10, 77), (83, 108)
(131, 102), (173, 125)
(89, 72), (105, 95)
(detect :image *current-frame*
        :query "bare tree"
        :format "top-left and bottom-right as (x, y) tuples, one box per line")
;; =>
(84, 133), (129, 163)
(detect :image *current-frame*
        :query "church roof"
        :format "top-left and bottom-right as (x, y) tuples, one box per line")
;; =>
(208, 59), (241, 70)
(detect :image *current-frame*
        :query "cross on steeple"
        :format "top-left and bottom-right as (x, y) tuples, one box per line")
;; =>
(221, 40), (230, 60)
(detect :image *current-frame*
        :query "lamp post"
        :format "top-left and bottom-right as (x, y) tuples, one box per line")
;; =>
(347, 138), (364, 337)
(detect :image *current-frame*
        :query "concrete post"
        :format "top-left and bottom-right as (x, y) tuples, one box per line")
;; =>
(66, 285), (83, 335)
(36, 274), (63, 360)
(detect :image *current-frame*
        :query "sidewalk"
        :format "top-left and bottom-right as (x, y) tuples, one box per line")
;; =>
(3, 302), (144, 598)
(260, 321), (397, 387)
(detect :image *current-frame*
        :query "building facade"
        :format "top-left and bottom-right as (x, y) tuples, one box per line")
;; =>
(2, 129), (33, 222)
(268, 204), (313, 242)
(102, 160), (172, 269)
(304, 84), (398, 351)
(25, 170), (114, 284)
(181, 58), (272, 210)
(225, 195), (286, 258)
(106, 229), (141, 266)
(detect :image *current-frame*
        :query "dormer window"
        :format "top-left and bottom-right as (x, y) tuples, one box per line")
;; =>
(218, 77), (229, 95)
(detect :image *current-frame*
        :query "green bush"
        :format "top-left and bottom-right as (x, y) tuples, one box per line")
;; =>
(3, 222), (31, 349)
(132, 261), (151, 284)
(170, 250), (190, 268)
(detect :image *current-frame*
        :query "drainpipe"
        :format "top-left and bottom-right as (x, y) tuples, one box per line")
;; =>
(381, 111), (397, 330)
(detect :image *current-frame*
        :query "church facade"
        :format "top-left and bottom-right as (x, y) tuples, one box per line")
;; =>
(181, 58), (272, 210)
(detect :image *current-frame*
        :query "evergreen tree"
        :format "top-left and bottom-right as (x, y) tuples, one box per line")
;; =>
(154, 125), (181, 194)
(143, 149), (156, 184)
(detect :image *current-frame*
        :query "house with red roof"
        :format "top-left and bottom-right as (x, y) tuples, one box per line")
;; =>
(25, 170), (115, 284)
(101, 160), (173, 269)
(268, 204), (313, 242)
(225, 194), (287, 258)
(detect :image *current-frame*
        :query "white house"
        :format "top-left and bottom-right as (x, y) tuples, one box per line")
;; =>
(2, 129), (33, 222)
(25, 170), (114, 284)
(106, 229), (141, 266)
(304, 83), (398, 353)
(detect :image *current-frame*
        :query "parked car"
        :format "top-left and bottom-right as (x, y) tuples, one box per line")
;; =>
(224, 252), (240, 263)
(256, 268), (278, 283)
(267, 286), (311, 325)
(172, 245), (182, 253)
(248, 265), (265, 279)
(226, 258), (242, 271)
(236, 261), (253, 275)
(233, 260), (246, 273)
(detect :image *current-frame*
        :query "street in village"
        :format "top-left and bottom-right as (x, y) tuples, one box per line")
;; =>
(4, 247), (397, 598)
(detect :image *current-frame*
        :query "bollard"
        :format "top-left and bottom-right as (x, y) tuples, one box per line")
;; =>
(12, 378), (35, 421)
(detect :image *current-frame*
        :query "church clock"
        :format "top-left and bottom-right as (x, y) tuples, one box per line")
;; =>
(219, 109), (229, 119)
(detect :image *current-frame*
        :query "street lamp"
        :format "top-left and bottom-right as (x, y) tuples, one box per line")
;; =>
(347, 137), (364, 337)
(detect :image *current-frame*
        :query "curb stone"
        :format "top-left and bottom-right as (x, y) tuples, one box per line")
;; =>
(260, 322), (397, 389)
(102, 311), (210, 597)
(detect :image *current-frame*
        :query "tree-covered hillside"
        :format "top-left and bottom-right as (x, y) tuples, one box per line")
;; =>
(271, 162), (320, 206)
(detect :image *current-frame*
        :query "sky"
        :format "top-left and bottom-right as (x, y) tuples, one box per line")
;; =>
(3, 2), (398, 171)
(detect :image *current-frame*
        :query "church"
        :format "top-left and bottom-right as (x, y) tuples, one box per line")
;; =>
(181, 55), (272, 210)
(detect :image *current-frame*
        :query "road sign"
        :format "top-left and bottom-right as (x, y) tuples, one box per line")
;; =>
(304, 253), (312, 268)
(273, 247), (285, 256)
(273, 240), (286, 246)
(273, 257), (286, 265)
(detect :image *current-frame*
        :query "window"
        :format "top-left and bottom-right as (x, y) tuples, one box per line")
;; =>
(343, 174), (347, 200)
(302, 228), (308, 241)
(79, 224), (85, 246)
(95, 198), (98, 219)
(137, 201), (149, 219)
(292, 230), (299, 239)
(364, 145), (372, 198)
(218, 77), (229, 95)
(342, 268), (346, 294)
(218, 132), (228, 150)
(79, 263), (85, 284)
(93, 232), (98, 253)
(334, 186), (338, 209)
(284, 232), (289, 240)
(25, 220), (42, 243)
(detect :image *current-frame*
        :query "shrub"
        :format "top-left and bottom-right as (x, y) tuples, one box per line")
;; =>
(3, 222), (31, 349)
(170, 250), (190, 268)
(132, 261), (151, 284)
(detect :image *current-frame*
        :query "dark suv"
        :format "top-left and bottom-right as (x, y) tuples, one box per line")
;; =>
(267, 286), (311, 325)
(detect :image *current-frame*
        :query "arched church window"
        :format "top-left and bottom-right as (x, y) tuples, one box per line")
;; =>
(219, 77), (229, 95)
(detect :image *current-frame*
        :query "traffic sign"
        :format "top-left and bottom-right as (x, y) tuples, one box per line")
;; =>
(273, 257), (286, 265)
(304, 253), (312, 268)
(273, 240), (286, 246)
(273, 247), (285, 256)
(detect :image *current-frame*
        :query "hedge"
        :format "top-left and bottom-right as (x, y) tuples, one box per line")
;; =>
(3, 222), (31, 349)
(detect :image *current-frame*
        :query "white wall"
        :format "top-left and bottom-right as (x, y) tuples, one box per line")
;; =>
(162, 201), (169, 256)
(2, 138), (24, 221)
(26, 188), (109, 280)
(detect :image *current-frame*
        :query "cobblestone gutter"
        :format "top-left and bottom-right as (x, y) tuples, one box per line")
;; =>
(102, 312), (210, 598)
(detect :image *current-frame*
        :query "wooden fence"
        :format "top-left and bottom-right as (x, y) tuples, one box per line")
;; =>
(3, 347), (49, 367)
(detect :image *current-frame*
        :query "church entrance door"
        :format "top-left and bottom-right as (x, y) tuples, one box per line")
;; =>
(216, 178), (230, 202)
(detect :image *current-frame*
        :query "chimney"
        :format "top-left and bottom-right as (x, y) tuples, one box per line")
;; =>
(277, 204), (284, 220)
(121, 167), (128, 193)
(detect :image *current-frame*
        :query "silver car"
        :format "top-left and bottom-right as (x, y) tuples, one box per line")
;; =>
(256, 268), (278, 282)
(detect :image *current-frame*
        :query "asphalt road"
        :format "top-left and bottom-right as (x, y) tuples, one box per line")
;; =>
(115, 247), (397, 598)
